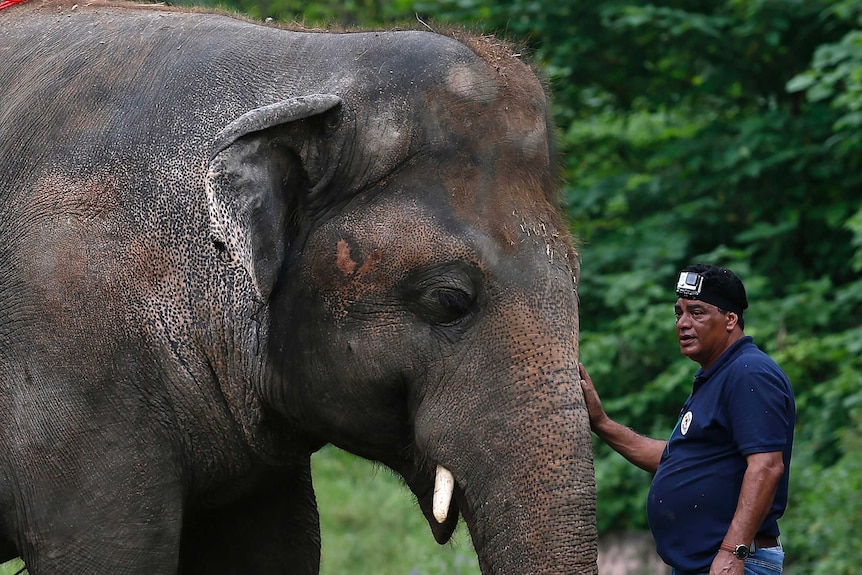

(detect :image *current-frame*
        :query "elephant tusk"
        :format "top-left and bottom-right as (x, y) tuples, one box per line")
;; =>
(433, 465), (455, 523)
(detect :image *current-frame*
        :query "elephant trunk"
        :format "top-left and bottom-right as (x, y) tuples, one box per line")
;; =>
(417, 366), (598, 575)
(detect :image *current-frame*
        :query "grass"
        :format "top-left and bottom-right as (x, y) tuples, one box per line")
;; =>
(313, 446), (480, 575)
(0, 560), (23, 575)
(0, 446), (480, 575)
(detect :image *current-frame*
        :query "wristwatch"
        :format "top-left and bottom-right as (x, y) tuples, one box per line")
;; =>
(720, 542), (750, 560)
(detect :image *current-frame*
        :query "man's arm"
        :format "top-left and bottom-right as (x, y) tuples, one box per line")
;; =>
(578, 363), (666, 474)
(711, 451), (785, 574)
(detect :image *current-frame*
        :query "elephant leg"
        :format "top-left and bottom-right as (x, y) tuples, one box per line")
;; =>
(15, 457), (184, 574)
(5, 387), (185, 574)
(179, 460), (320, 575)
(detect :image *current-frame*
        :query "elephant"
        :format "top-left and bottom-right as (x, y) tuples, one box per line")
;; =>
(0, 1), (598, 573)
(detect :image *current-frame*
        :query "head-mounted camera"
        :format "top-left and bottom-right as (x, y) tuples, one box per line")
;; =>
(676, 271), (703, 298)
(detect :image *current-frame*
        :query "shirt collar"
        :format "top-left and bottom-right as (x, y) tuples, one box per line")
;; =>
(692, 335), (753, 389)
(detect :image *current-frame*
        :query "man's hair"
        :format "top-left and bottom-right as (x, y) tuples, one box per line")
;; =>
(678, 263), (748, 329)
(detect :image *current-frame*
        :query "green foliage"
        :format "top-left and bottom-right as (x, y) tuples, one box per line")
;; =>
(785, 416), (862, 575)
(787, 0), (862, 161)
(177, 0), (418, 26)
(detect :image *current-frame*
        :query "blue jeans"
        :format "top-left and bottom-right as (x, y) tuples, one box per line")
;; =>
(671, 545), (785, 575)
(744, 545), (785, 574)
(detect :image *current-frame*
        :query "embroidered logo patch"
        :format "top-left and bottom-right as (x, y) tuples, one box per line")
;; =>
(680, 411), (693, 435)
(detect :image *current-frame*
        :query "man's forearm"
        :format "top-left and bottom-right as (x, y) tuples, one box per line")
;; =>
(593, 418), (666, 474)
(721, 451), (784, 547)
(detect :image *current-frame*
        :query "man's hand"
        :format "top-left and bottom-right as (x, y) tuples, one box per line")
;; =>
(578, 363), (609, 430)
(710, 548), (745, 575)
(577, 362), (666, 473)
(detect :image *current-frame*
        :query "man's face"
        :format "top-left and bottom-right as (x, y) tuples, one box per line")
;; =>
(674, 298), (737, 369)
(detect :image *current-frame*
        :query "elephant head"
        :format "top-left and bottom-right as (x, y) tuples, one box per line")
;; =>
(206, 32), (597, 575)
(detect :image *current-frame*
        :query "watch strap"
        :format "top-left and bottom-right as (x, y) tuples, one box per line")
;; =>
(720, 542), (749, 559)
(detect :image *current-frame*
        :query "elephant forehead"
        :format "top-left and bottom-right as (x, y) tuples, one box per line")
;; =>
(418, 87), (556, 250)
(311, 198), (476, 279)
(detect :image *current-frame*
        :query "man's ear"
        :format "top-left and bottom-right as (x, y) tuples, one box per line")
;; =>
(726, 311), (740, 331)
(206, 95), (343, 300)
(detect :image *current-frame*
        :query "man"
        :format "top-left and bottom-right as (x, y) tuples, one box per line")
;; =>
(579, 264), (795, 575)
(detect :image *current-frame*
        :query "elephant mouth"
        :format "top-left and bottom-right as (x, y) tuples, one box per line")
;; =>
(408, 464), (461, 544)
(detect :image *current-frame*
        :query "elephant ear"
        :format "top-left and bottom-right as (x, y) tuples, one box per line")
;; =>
(206, 94), (343, 300)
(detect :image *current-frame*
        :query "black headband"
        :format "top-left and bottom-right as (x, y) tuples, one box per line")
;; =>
(676, 271), (745, 315)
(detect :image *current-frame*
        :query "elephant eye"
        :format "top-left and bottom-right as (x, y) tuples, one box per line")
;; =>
(405, 266), (480, 327)
(431, 287), (474, 325)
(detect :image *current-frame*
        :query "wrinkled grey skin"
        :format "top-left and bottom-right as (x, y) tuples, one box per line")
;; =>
(0, 1), (597, 573)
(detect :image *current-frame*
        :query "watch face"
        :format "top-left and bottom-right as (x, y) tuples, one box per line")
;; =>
(735, 545), (750, 559)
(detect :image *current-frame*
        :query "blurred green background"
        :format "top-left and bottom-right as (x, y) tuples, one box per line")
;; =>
(311, 447), (479, 575)
(3, 0), (861, 574)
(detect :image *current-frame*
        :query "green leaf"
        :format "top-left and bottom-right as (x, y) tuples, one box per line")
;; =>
(786, 72), (816, 93)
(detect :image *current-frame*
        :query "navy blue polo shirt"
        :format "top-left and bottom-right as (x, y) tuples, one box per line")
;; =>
(646, 336), (795, 574)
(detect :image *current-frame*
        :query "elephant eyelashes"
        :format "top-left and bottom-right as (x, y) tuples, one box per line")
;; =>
(404, 268), (480, 327)
(432, 288), (475, 325)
